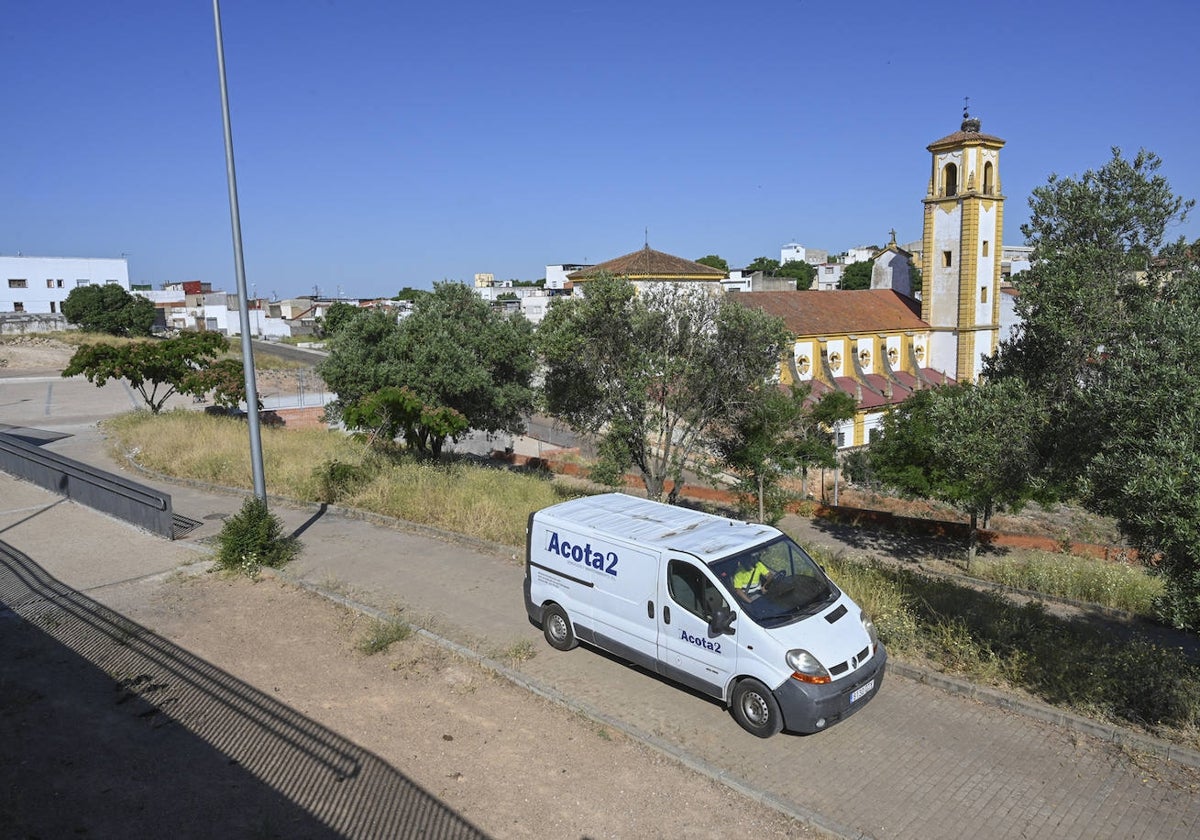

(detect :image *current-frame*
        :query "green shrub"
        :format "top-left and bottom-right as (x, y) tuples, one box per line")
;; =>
(312, 458), (378, 504)
(217, 496), (301, 573)
(356, 617), (412, 654)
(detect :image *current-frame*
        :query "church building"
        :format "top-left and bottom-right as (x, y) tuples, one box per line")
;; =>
(738, 111), (1007, 447)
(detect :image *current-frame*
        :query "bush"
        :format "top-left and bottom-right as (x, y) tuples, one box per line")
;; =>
(312, 458), (378, 504)
(216, 496), (301, 573)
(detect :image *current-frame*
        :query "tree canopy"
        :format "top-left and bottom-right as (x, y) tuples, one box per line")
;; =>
(707, 383), (855, 523)
(777, 260), (816, 290)
(695, 254), (729, 272)
(984, 148), (1200, 625)
(744, 256), (780, 273)
(62, 331), (229, 413)
(840, 260), (873, 291)
(62, 284), (156, 336)
(318, 282), (537, 455)
(538, 274), (788, 502)
(867, 380), (1045, 566)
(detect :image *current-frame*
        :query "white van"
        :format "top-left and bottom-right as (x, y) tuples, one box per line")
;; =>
(523, 493), (885, 737)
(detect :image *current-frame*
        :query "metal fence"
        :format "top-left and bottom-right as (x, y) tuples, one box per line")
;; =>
(0, 432), (175, 539)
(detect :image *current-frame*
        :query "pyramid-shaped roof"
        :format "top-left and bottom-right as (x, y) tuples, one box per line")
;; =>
(567, 246), (726, 282)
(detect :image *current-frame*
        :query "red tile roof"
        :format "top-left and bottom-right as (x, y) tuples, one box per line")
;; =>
(733, 290), (927, 336)
(567, 246), (726, 281)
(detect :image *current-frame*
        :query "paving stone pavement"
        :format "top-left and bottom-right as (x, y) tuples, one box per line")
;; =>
(2, 371), (1199, 839)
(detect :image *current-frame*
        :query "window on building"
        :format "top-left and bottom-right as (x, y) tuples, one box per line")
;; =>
(77, 279), (90, 286)
(46, 279), (55, 288)
(56, 279), (64, 288)
(983, 161), (994, 194)
(836, 429), (847, 448)
(8, 278), (28, 288)
(943, 251), (953, 268)
(943, 162), (958, 197)
(981, 286), (989, 304)
(982, 241), (990, 257)
(13, 302), (25, 312)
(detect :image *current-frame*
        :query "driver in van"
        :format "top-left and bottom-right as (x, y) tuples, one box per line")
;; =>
(732, 557), (774, 602)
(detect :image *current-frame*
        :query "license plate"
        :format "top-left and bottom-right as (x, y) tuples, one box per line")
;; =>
(849, 679), (875, 704)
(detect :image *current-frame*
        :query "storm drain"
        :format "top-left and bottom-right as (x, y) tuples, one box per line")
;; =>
(172, 513), (204, 539)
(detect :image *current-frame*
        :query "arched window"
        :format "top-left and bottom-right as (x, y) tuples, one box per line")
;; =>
(983, 161), (994, 194)
(943, 162), (958, 197)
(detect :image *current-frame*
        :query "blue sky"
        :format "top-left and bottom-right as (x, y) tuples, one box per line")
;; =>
(4, 1), (1198, 299)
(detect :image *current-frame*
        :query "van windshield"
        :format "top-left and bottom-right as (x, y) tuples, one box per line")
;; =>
(711, 536), (839, 628)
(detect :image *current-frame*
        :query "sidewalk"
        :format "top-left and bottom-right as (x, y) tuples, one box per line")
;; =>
(1, 378), (1198, 839)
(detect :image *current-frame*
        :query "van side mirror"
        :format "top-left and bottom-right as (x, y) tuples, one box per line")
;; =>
(709, 604), (736, 636)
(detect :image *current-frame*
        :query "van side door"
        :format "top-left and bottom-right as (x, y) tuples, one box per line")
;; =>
(657, 557), (736, 699)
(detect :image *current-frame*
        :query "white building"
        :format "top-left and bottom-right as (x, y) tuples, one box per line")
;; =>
(780, 244), (828, 266)
(814, 263), (844, 291)
(1, 255), (130, 315)
(545, 264), (590, 290)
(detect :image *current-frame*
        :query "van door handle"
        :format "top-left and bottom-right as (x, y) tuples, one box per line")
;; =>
(646, 600), (654, 619)
(663, 605), (671, 624)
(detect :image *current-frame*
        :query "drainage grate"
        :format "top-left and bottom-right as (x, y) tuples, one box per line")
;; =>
(172, 513), (204, 539)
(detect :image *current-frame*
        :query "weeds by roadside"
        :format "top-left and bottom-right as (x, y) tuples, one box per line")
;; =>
(825, 553), (1200, 743)
(356, 616), (413, 655)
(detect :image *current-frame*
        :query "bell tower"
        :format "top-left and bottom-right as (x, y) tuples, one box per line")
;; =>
(920, 107), (1005, 382)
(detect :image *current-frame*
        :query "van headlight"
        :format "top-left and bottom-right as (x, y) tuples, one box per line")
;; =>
(786, 649), (831, 684)
(861, 611), (879, 649)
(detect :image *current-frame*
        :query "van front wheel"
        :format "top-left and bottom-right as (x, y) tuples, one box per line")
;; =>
(542, 604), (577, 651)
(731, 678), (783, 738)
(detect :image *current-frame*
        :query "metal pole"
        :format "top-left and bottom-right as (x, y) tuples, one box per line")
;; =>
(212, 0), (266, 501)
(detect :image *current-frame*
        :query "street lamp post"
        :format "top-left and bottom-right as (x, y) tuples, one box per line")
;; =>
(212, 0), (266, 501)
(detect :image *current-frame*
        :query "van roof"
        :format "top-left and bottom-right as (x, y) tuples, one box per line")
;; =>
(537, 493), (779, 564)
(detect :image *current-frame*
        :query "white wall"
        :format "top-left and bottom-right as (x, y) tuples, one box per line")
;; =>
(0, 255), (130, 314)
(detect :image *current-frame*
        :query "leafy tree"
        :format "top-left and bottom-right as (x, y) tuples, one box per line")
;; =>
(394, 286), (428, 301)
(1075, 257), (1200, 628)
(744, 256), (781, 273)
(319, 300), (360, 338)
(62, 331), (229, 413)
(62, 284), (155, 336)
(538, 274), (788, 502)
(983, 148), (1200, 625)
(707, 384), (855, 523)
(318, 282), (536, 454)
(696, 254), (729, 272)
(988, 148), (1192, 408)
(840, 260), (873, 291)
(182, 357), (253, 410)
(868, 380), (1044, 568)
(778, 260), (816, 290)
(341, 385), (468, 456)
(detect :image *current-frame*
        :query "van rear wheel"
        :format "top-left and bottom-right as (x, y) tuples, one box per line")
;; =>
(542, 604), (577, 651)
(731, 678), (783, 738)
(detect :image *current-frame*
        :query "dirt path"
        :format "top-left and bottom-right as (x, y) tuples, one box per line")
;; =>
(1, 559), (818, 839)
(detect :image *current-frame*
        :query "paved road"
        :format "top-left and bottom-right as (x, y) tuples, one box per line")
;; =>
(2, 370), (1199, 839)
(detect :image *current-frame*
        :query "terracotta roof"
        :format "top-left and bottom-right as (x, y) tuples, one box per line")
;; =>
(927, 129), (1005, 150)
(733, 290), (927, 336)
(567, 246), (726, 281)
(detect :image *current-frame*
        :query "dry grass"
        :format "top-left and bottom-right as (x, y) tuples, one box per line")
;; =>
(104, 410), (572, 546)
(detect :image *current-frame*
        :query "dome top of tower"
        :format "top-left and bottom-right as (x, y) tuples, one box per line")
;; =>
(927, 108), (1005, 151)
